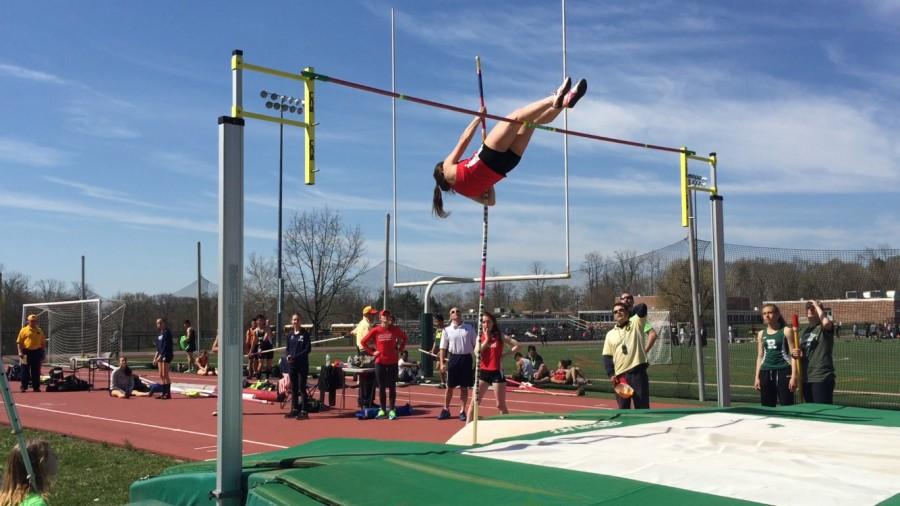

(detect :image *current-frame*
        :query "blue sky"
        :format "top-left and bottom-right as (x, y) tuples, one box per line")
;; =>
(2, 1), (899, 297)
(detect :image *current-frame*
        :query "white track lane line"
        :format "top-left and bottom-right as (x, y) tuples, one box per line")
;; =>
(14, 404), (288, 450)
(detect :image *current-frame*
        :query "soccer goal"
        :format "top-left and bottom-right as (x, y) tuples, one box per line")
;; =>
(20, 299), (126, 366)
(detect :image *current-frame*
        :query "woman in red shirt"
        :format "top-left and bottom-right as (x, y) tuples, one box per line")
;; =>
(432, 76), (588, 218)
(466, 311), (519, 422)
(361, 310), (408, 420)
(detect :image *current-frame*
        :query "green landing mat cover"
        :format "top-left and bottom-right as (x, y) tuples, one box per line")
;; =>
(129, 405), (900, 506)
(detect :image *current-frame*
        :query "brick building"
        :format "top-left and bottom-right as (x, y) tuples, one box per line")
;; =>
(764, 295), (899, 326)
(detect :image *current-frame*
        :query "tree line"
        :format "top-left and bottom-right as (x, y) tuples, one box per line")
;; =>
(3, 207), (897, 344)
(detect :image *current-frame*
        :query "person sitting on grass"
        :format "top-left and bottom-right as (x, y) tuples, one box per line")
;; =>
(111, 356), (150, 399)
(0, 439), (58, 506)
(526, 345), (549, 381)
(398, 350), (419, 384)
(512, 352), (534, 382)
(194, 350), (217, 376)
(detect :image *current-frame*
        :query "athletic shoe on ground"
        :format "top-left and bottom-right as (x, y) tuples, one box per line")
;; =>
(388, 409), (397, 420)
(563, 78), (587, 108)
(459, 411), (467, 421)
(437, 383), (447, 389)
(552, 76), (572, 108)
(576, 386), (586, 397)
(375, 408), (387, 419)
(296, 411), (309, 420)
(285, 410), (299, 419)
(437, 409), (451, 420)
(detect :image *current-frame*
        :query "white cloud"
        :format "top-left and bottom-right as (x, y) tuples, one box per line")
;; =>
(0, 62), (67, 85)
(42, 175), (170, 210)
(150, 151), (216, 180)
(63, 102), (141, 139)
(0, 137), (67, 167)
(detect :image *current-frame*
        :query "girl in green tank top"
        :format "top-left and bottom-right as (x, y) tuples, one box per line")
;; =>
(760, 327), (791, 370)
(754, 304), (798, 406)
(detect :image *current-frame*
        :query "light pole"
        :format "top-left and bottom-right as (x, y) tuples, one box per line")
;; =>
(259, 90), (303, 348)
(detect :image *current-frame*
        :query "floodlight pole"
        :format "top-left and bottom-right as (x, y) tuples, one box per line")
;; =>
(277, 106), (284, 349)
(197, 241), (202, 349)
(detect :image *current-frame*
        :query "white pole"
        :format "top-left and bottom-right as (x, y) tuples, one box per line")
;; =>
(561, 0), (571, 274)
(214, 48), (245, 506)
(391, 8), (398, 286)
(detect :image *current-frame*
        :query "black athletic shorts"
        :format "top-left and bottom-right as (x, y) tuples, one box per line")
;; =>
(158, 354), (173, 364)
(375, 363), (398, 388)
(478, 369), (506, 385)
(447, 354), (474, 388)
(477, 144), (521, 175)
(185, 340), (197, 353)
(258, 340), (274, 359)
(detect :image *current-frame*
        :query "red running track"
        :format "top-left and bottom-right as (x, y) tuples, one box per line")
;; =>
(0, 369), (688, 461)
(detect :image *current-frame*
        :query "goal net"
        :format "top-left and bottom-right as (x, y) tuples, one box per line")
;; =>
(21, 299), (126, 366)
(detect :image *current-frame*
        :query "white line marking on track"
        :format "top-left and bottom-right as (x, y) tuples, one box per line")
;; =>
(15, 404), (288, 450)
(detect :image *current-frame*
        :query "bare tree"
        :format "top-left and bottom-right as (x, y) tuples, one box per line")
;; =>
(611, 250), (644, 293)
(486, 268), (517, 312)
(522, 261), (548, 310)
(35, 279), (71, 302)
(244, 253), (278, 322)
(283, 207), (367, 337)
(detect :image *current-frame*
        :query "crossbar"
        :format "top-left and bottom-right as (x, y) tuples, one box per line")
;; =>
(395, 272), (570, 289)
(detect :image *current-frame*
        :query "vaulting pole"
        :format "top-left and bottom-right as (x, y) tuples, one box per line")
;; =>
(472, 56), (489, 446)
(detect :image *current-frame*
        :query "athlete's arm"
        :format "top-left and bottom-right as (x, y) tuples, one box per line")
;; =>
(442, 113), (483, 175)
(753, 331), (764, 390)
(644, 329), (658, 353)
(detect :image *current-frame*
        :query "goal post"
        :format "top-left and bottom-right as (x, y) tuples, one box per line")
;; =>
(19, 299), (126, 366)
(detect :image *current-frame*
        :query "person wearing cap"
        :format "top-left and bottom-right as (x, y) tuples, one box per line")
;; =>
(603, 301), (650, 409)
(353, 306), (379, 353)
(17, 315), (47, 393)
(360, 310), (408, 420)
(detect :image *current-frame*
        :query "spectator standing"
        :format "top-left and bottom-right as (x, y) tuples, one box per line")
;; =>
(284, 313), (312, 419)
(603, 302), (651, 409)
(791, 300), (835, 404)
(257, 317), (274, 378)
(753, 304), (797, 407)
(16, 315), (46, 393)
(353, 306), (379, 353)
(437, 307), (476, 421)
(728, 325), (735, 344)
(152, 318), (173, 399)
(0, 440), (58, 506)
(620, 292), (657, 354)
(361, 310), (408, 420)
(183, 319), (197, 373)
(245, 318), (258, 377)
(466, 311), (519, 422)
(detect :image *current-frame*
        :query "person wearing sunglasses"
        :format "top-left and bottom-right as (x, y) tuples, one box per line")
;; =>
(437, 307), (476, 421)
(602, 301), (651, 409)
(620, 292), (657, 354)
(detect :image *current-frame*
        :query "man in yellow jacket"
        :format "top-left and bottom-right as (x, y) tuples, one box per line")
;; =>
(353, 306), (379, 353)
(17, 314), (47, 393)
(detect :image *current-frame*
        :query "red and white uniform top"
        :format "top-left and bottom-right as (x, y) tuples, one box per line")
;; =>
(478, 331), (504, 371)
(454, 154), (502, 199)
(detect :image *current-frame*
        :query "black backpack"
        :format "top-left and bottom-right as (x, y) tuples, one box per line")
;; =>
(5, 364), (21, 381)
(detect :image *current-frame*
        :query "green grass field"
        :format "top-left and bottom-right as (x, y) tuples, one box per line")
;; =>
(146, 337), (900, 410)
(0, 428), (179, 505)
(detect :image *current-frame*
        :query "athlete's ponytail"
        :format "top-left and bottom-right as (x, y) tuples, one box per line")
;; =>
(432, 162), (452, 219)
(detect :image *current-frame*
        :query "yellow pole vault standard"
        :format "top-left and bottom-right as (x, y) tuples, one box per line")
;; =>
(304, 66), (316, 185)
(229, 54), (317, 185)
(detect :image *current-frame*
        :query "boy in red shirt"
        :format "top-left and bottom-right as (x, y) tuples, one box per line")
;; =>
(361, 310), (408, 420)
